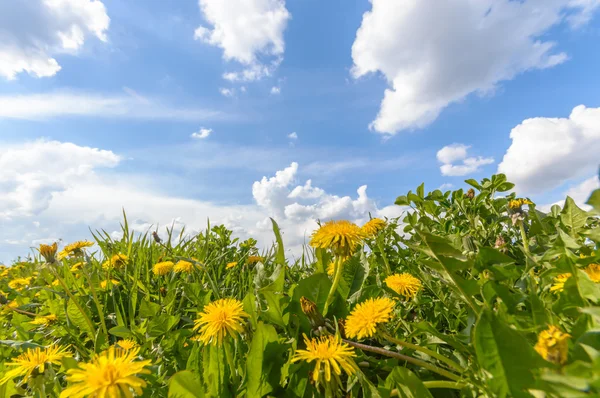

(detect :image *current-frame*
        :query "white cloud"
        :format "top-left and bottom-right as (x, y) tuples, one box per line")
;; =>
(498, 105), (600, 193)
(219, 88), (235, 97)
(191, 127), (213, 139)
(0, 91), (223, 121)
(538, 175), (599, 212)
(271, 86), (281, 95)
(288, 132), (297, 140)
(195, 0), (290, 82)
(351, 0), (599, 135)
(0, 0), (110, 80)
(437, 144), (494, 176)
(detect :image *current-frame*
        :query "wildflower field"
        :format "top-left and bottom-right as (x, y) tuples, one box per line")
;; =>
(1, 174), (599, 397)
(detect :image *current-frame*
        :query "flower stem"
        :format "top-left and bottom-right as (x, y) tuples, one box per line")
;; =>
(323, 256), (344, 316)
(519, 221), (530, 256)
(343, 339), (462, 382)
(422, 380), (467, 389)
(380, 331), (465, 373)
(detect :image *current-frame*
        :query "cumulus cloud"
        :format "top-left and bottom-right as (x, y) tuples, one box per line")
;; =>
(191, 127), (213, 139)
(195, 0), (290, 82)
(0, 92), (223, 121)
(351, 0), (600, 135)
(437, 144), (494, 177)
(288, 131), (297, 140)
(0, 0), (110, 80)
(538, 175), (600, 212)
(498, 105), (600, 193)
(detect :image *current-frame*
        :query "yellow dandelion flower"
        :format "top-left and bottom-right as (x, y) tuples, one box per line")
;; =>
(0, 269), (8, 278)
(70, 262), (84, 272)
(385, 273), (422, 299)
(550, 273), (572, 293)
(327, 262), (336, 276)
(174, 260), (194, 273)
(246, 255), (263, 265)
(584, 264), (600, 283)
(310, 220), (366, 257)
(30, 314), (58, 327)
(226, 261), (237, 269)
(362, 218), (386, 237)
(60, 346), (151, 398)
(508, 198), (533, 210)
(58, 241), (94, 259)
(0, 345), (70, 385)
(291, 334), (358, 384)
(39, 242), (58, 263)
(102, 253), (129, 270)
(116, 339), (138, 350)
(100, 279), (120, 289)
(534, 325), (570, 365)
(152, 261), (174, 276)
(8, 277), (33, 291)
(345, 297), (395, 340)
(51, 279), (60, 287)
(192, 298), (248, 345)
(189, 335), (203, 342)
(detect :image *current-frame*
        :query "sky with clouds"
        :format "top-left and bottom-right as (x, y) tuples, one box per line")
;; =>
(1, 0), (599, 262)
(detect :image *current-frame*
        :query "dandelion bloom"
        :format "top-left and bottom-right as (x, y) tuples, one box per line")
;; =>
(246, 255), (263, 265)
(345, 297), (395, 339)
(534, 325), (570, 365)
(193, 298), (248, 345)
(152, 261), (174, 276)
(70, 262), (84, 272)
(584, 264), (600, 282)
(327, 262), (336, 276)
(8, 277), (33, 291)
(385, 273), (422, 299)
(102, 254), (128, 270)
(31, 314), (58, 327)
(58, 241), (94, 259)
(60, 346), (151, 398)
(291, 334), (358, 384)
(116, 339), (138, 350)
(508, 198), (533, 210)
(310, 220), (366, 257)
(226, 261), (237, 269)
(100, 279), (120, 289)
(174, 260), (194, 273)
(550, 273), (572, 293)
(39, 242), (58, 262)
(362, 218), (386, 237)
(0, 345), (70, 385)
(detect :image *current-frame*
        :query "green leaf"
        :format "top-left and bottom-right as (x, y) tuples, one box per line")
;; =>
(138, 300), (161, 318)
(465, 179), (482, 190)
(0, 340), (44, 350)
(293, 273), (333, 314)
(203, 344), (231, 398)
(67, 298), (93, 336)
(560, 197), (588, 236)
(474, 309), (544, 398)
(168, 371), (205, 398)
(148, 314), (180, 338)
(384, 367), (433, 398)
(246, 322), (288, 398)
(395, 195), (409, 206)
(259, 290), (290, 327)
(270, 218), (286, 267)
(108, 326), (132, 338)
(586, 188), (600, 213)
(417, 183), (425, 198)
(338, 253), (370, 301)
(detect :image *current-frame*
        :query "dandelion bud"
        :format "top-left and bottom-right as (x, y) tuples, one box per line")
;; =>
(39, 243), (58, 263)
(466, 188), (475, 199)
(300, 297), (325, 328)
(152, 231), (162, 243)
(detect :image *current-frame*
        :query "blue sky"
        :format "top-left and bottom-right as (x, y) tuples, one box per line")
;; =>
(1, 0), (599, 262)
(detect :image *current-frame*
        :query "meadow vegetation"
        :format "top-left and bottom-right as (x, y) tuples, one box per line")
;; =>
(1, 174), (599, 397)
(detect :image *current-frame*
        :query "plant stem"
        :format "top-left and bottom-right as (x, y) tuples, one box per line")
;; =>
(422, 380), (467, 389)
(519, 221), (530, 256)
(323, 256), (344, 316)
(380, 331), (465, 373)
(343, 339), (462, 382)
(224, 341), (239, 385)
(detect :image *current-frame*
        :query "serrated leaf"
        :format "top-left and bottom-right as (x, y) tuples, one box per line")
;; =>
(168, 371), (205, 398)
(561, 197), (588, 236)
(246, 322), (287, 398)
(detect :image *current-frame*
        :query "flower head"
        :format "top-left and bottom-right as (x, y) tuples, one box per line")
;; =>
(173, 260), (194, 273)
(0, 345), (70, 385)
(152, 261), (174, 276)
(102, 254), (128, 270)
(508, 198), (533, 210)
(345, 297), (395, 340)
(100, 279), (120, 289)
(31, 314), (58, 327)
(8, 277), (33, 291)
(310, 220), (366, 257)
(60, 346), (151, 398)
(58, 241), (94, 259)
(70, 262), (85, 272)
(385, 273), (422, 299)
(300, 297), (325, 328)
(39, 243), (58, 263)
(192, 298), (248, 345)
(550, 273), (572, 293)
(226, 261), (237, 270)
(584, 264), (600, 283)
(534, 325), (570, 365)
(327, 262), (336, 276)
(362, 218), (386, 238)
(291, 334), (358, 384)
(116, 339), (138, 351)
(246, 255), (263, 265)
